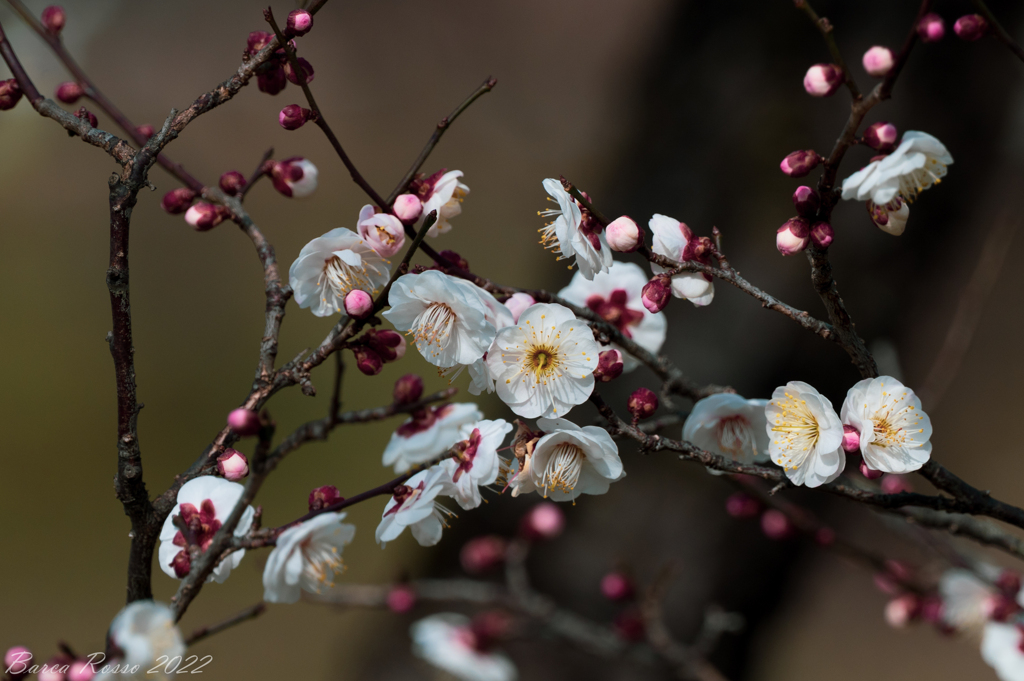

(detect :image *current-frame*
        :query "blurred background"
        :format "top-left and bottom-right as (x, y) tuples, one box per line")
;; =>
(2, 0), (1024, 679)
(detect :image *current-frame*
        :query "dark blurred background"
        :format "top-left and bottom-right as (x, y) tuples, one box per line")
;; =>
(2, 0), (1024, 679)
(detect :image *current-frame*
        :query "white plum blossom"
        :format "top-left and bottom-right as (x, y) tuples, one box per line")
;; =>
(420, 170), (469, 236)
(765, 381), (845, 488)
(557, 261), (666, 372)
(983, 622), (1024, 681)
(537, 178), (611, 280)
(262, 512), (355, 604)
(158, 476), (255, 583)
(439, 419), (512, 510)
(357, 204), (406, 258)
(841, 376), (932, 474)
(384, 271), (497, 368)
(486, 303), (600, 419)
(841, 131), (953, 206)
(442, 286), (515, 397)
(527, 417), (623, 502)
(289, 228), (391, 318)
(683, 393), (770, 474)
(102, 601), (184, 678)
(376, 467), (451, 547)
(649, 214), (714, 306)
(411, 613), (518, 681)
(382, 402), (483, 473)
(939, 568), (1000, 633)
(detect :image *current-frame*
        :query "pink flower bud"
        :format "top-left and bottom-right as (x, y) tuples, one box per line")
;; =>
(815, 527), (836, 546)
(438, 249), (470, 270)
(862, 46), (894, 77)
(810, 221), (834, 248)
(279, 104), (312, 130)
(271, 157), (318, 198)
(520, 502), (564, 541)
(136, 124), (155, 140)
(917, 13), (946, 43)
(247, 30), (274, 55)
(460, 536), (507, 574)
(642, 275), (671, 313)
(792, 186), (820, 218)
(0, 79), (23, 111)
(863, 121), (898, 152)
(353, 346), (383, 376)
(257, 68), (287, 96)
(343, 289), (374, 319)
(503, 292), (535, 323)
(284, 58), (315, 85)
(860, 460), (884, 480)
(4, 647), (32, 677)
(393, 193), (423, 222)
(227, 408), (261, 437)
(885, 594), (920, 628)
(41, 6), (66, 35)
(56, 81), (84, 104)
(760, 509), (794, 540)
(613, 609), (646, 642)
(308, 484), (343, 512)
(780, 149), (821, 178)
(184, 202), (226, 231)
(601, 572), (635, 601)
(725, 492), (761, 519)
(160, 187), (196, 214)
(954, 14), (988, 41)
(627, 387), (658, 421)
(286, 9), (314, 36)
(776, 217), (810, 255)
(841, 424), (860, 453)
(216, 448), (249, 481)
(593, 349), (624, 383)
(880, 474), (912, 495)
(219, 171), (247, 196)
(67, 659), (95, 681)
(605, 216), (641, 252)
(74, 106), (97, 128)
(387, 584), (417, 613)
(803, 63), (843, 97)
(393, 374), (424, 405)
(362, 329), (405, 362)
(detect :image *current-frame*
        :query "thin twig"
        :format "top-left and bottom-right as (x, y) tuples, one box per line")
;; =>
(971, 0), (1024, 64)
(185, 603), (267, 647)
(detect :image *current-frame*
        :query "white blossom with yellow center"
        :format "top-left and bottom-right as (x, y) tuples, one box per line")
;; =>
(262, 512), (355, 604)
(537, 178), (611, 280)
(683, 393), (770, 475)
(486, 303), (600, 419)
(841, 130), (953, 206)
(289, 228), (391, 318)
(525, 417), (623, 502)
(765, 381), (845, 487)
(421, 170), (469, 236)
(841, 376), (932, 473)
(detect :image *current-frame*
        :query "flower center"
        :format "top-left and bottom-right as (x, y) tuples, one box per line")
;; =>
(374, 225), (397, 246)
(526, 344), (560, 381)
(170, 499), (222, 577)
(452, 428), (482, 483)
(318, 255), (374, 311)
(411, 302), (457, 354)
(868, 386), (925, 449)
(542, 443), (585, 496)
(715, 415), (757, 458)
(770, 391), (820, 469)
(586, 290), (644, 337)
(898, 160), (946, 202)
(300, 537), (345, 592)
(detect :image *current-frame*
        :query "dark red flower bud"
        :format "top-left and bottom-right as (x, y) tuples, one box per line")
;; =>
(393, 374), (424, 405)
(227, 408), (261, 436)
(279, 104), (312, 130)
(460, 536), (507, 575)
(863, 121), (898, 152)
(136, 124), (155, 141)
(779, 149), (821, 178)
(761, 509), (795, 540)
(219, 171), (247, 196)
(593, 349), (624, 382)
(438, 250), (470, 271)
(613, 609), (646, 642)
(810, 221), (834, 248)
(601, 572), (635, 601)
(386, 585), (416, 613)
(519, 502), (564, 541)
(74, 106), (97, 128)
(353, 346), (383, 376)
(954, 14), (988, 41)
(161, 187), (196, 215)
(627, 387), (658, 421)
(880, 474), (912, 495)
(41, 6), (66, 35)
(0, 79), (23, 111)
(776, 217), (810, 255)
(247, 30), (274, 55)
(641, 275), (671, 313)
(257, 68), (287, 96)
(286, 9), (314, 37)
(792, 186), (820, 218)
(283, 57), (315, 85)
(56, 81), (84, 104)
(308, 485), (343, 512)
(725, 492), (761, 518)
(185, 202), (227, 231)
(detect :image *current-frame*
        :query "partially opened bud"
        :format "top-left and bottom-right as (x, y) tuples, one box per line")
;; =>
(4, 647), (32, 678)
(803, 63), (843, 97)
(601, 572), (635, 601)
(520, 502), (564, 540)
(216, 449), (249, 481)
(185, 202), (226, 231)
(271, 157), (318, 198)
(627, 387), (658, 421)
(56, 81), (84, 104)
(917, 13), (946, 43)
(227, 408), (261, 437)
(885, 594), (920, 628)
(780, 150), (821, 177)
(136, 124), (155, 140)
(460, 536), (507, 574)
(74, 106), (97, 128)
(725, 492), (761, 518)
(353, 346), (383, 376)
(284, 58), (315, 85)
(344, 289), (374, 318)
(841, 424), (860, 453)
(792, 186), (820, 218)
(219, 171), (247, 196)
(760, 509), (794, 540)
(161, 187), (196, 214)
(257, 68), (287, 96)
(41, 6), (66, 35)
(503, 292), (535, 323)
(286, 9), (314, 36)
(308, 484), (343, 512)
(364, 329), (405, 362)
(593, 349), (624, 383)
(862, 46), (894, 77)
(605, 216), (641, 252)
(954, 14), (988, 41)
(0, 79), (23, 111)
(860, 460), (884, 480)
(863, 121), (899, 152)
(810, 221), (834, 248)
(776, 217), (810, 255)
(393, 374), (423, 405)
(279, 104), (312, 130)
(387, 584), (417, 612)
(393, 193), (423, 222)
(642, 275), (671, 313)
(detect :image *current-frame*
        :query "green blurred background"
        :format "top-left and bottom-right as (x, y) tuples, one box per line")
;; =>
(2, 0), (1024, 679)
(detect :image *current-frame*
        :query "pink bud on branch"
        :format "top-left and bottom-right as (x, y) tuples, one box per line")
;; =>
(460, 536), (507, 574)
(503, 292), (535, 323)
(779, 150), (821, 178)
(393, 374), (424, 405)
(41, 6), (66, 36)
(862, 46), (894, 78)
(810, 221), (834, 249)
(160, 187), (196, 214)
(284, 58), (315, 85)
(393, 193), (423, 223)
(792, 186), (820, 218)
(760, 509), (794, 540)
(227, 408), (261, 437)
(285, 9), (314, 37)
(863, 121), (898, 152)
(627, 387), (658, 422)
(217, 449), (249, 481)
(841, 425), (860, 453)
(605, 216), (641, 252)
(344, 289), (374, 318)
(0, 79), (23, 111)
(352, 346), (383, 376)
(387, 585), (416, 613)
(803, 63), (843, 97)
(917, 13), (946, 43)
(954, 14), (988, 41)
(593, 349), (624, 383)
(601, 572), (635, 601)
(219, 171), (247, 196)
(56, 81), (84, 104)
(860, 460), (884, 480)
(279, 104), (313, 130)
(136, 124), (155, 140)
(520, 502), (564, 541)
(308, 485), (343, 512)
(776, 217), (810, 255)
(642, 275), (671, 313)
(4, 647), (32, 678)
(185, 202), (227, 231)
